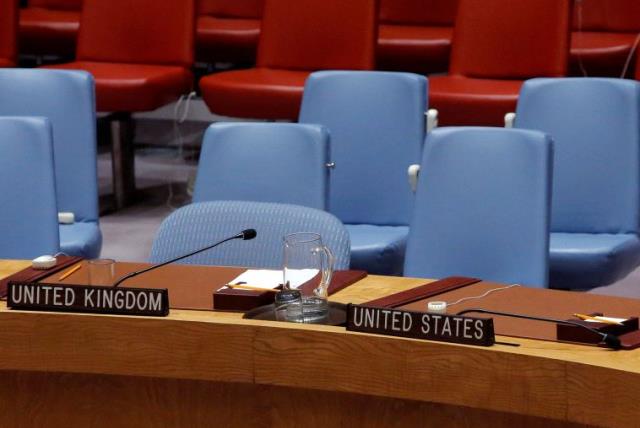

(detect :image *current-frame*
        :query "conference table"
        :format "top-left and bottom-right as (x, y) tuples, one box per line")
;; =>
(0, 260), (638, 427)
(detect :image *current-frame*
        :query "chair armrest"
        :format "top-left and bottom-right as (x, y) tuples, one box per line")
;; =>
(408, 164), (421, 193)
(504, 112), (516, 128)
(58, 212), (75, 224)
(426, 109), (439, 133)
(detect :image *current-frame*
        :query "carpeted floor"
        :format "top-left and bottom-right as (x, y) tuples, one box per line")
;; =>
(98, 118), (200, 263)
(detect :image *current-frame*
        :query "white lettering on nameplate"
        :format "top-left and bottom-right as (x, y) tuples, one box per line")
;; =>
(7, 282), (168, 316)
(348, 304), (494, 347)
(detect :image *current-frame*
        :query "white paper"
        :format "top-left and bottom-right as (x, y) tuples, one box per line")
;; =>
(225, 269), (318, 290)
(284, 269), (319, 289)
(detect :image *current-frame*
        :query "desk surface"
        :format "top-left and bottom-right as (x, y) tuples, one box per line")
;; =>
(0, 259), (638, 427)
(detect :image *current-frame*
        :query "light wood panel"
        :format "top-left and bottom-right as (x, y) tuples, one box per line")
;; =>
(0, 260), (638, 427)
(0, 259), (30, 280)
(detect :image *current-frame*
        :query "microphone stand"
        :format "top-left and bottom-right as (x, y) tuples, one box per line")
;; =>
(112, 229), (256, 287)
(456, 308), (622, 350)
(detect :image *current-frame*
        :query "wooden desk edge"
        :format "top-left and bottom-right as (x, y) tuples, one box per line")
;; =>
(0, 260), (639, 426)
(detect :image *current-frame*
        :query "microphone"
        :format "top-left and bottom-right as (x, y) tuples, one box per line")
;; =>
(112, 229), (257, 287)
(456, 308), (622, 350)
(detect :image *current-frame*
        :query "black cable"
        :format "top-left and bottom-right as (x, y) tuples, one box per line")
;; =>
(456, 308), (622, 350)
(112, 229), (256, 287)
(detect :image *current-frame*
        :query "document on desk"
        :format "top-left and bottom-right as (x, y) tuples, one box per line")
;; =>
(228, 269), (317, 290)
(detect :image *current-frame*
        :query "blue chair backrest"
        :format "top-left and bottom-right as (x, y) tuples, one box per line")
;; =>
(193, 123), (329, 209)
(299, 70), (426, 225)
(0, 117), (60, 258)
(515, 78), (640, 235)
(0, 69), (98, 223)
(404, 127), (553, 288)
(150, 201), (351, 269)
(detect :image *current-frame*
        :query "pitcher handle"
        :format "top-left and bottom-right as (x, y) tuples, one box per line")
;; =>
(315, 245), (334, 299)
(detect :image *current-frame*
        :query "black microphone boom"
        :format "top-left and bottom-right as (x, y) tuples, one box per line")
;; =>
(112, 229), (257, 287)
(456, 308), (622, 350)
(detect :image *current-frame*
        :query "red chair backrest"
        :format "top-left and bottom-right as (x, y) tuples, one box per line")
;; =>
(572, 0), (606, 31)
(450, 0), (571, 79)
(257, 0), (378, 71)
(0, 0), (17, 65)
(379, 0), (458, 26)
(604, 0), (640, 32)
(197, 0), (263, 19)
(28, 0), (82, 11)
(77, 0), (195, 68)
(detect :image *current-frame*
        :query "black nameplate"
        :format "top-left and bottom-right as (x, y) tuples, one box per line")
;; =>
(346, 304), (495, 347)
(6, 282), (169, 317)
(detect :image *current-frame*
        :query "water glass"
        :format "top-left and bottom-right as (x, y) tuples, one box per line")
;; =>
(277, 232), (334, 323)
(88, 259), (116, 286)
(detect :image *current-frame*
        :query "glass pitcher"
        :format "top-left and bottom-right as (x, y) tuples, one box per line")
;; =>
(276, 232), (334, 323)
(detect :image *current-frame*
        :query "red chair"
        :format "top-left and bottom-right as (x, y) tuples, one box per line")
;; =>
(571, 0), (640, 77)
(199, 0), (378, 120)
(196, 0), (263, 64)
(45, 0), (195, 208)
(0, 0), (18, 67)
(19, 0), (81, 58)
(429, 0), (571, 126)
(377, 0), (457, 74)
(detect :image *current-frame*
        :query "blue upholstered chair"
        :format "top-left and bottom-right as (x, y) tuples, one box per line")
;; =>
(150, 201), (351, 269)
(0, 117), (60, 259)
(514, 78), (640, 289)
(404, 127), (553, 288)
(299, 71), (427, 275)
(0, 69), (101, 258)
(193, 123), (330, 210)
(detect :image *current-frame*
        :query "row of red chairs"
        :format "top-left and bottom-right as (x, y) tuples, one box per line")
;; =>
(2, 0), (640, 125)
(1, 0), (638, 210)
(12, 0), (640, 76)
(0, 0), (17, 67)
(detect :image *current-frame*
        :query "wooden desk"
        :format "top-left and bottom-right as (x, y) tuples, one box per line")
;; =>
(0, 260), (638, 427)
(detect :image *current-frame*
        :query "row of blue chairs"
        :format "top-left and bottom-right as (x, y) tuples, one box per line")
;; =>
(196, 71), (426, 278)
(152, 126), (552, 288)
(0, 69), (638, 290)
(185, 74), (640, 290)
(0, 114), (551, 288)
(0, 69), (101, 258)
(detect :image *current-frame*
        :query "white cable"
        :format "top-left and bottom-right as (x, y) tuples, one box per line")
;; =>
(166, 92), (196, 210)
(178, 92), (196, 124)
(620, 33), (640, 78)
(173, 94), (185, 124)
(575, 0), (589, 77)
(446, 284), (521, 308)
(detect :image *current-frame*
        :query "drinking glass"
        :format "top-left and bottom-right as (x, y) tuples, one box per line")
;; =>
(277, 232), (334, 323)
(88, 259), (116, 286)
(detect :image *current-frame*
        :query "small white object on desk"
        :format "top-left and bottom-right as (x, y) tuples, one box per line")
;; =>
(427, 301), (447, 314)
(32, 255), (57, 270)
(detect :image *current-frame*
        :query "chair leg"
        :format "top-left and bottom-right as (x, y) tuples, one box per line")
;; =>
(109, 113), (136, 209)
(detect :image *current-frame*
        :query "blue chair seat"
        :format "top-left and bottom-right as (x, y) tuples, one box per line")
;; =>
(550, 233), (640, 289)
(60, 222), (102, 259)
(0, 117), (60, 259)
(151, 201), (351, 270)
(0, 69), (101, 259)
(299, 71), (427, 277)
(515, 78), (640, 289)
(347, 224), (408, 276)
